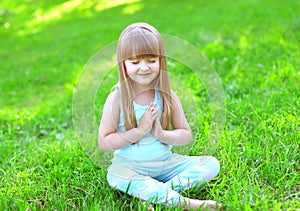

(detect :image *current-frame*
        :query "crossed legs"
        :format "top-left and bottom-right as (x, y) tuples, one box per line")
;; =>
(107, 155), (221, 210)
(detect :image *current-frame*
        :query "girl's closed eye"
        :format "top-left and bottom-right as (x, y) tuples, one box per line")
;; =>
(148, 59), (157, 63)
(131, 60), (140, 65)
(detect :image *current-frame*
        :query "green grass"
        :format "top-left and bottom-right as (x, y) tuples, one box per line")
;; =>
(1, 0), (299, 210)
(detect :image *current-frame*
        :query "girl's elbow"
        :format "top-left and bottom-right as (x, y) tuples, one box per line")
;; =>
(98, 143), (108, 152)
(98, 140), (105, 152)
(98, 138), (111, 152)
(185, 130), (192, 145)
(99, 143), (112, 152)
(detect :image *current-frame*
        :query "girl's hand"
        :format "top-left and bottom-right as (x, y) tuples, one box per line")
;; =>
(138, 103), (159, 135)
(151, 117), (164, 139)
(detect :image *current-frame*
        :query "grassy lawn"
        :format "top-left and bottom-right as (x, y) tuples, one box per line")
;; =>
(1, 0), (299, 210)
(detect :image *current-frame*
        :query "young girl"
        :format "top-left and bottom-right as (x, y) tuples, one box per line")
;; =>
(98, 22), (222, 210)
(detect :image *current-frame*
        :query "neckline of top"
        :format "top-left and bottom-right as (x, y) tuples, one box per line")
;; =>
(133, 89), (159, 107)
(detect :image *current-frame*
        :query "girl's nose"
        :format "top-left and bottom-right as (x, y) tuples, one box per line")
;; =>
(139, 61), (149, 71)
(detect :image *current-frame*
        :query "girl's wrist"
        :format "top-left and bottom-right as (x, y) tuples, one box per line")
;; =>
(135, 127), (148, 138)
(153, 129), (165, 141)
(158, 130), (166, 140)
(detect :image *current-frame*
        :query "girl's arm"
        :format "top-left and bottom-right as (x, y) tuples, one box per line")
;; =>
(98, 91), (141, 151)
(152, 91), (192, 146)
(98, 90), (158, 152)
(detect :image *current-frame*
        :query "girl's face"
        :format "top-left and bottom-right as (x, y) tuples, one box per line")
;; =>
(124, 56), (160, 87)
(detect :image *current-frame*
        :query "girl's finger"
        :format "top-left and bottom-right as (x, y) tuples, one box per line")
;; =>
(148, 104), (156, 112)
(152, 111), (159, 119)
(150, 108), (159, 116)
(149, 102), (156, 108)
(147, 104), (154, 112)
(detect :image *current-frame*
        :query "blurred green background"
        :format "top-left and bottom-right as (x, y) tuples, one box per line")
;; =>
(0, 0), (299, 210)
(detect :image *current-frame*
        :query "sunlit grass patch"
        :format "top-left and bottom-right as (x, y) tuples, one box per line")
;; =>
(0, 0), (299, 210)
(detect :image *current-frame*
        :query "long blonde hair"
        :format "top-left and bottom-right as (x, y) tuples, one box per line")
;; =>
(117, 22), (172, 130)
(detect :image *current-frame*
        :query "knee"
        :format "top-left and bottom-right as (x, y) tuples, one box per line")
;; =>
(206, 156), (220, 178)
(106, 173), (117, 188)
(106, 173), (130, 191)
(199, 156), (220, 178)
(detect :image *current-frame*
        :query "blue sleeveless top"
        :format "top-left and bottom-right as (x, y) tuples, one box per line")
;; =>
(114, 89), (172, 161)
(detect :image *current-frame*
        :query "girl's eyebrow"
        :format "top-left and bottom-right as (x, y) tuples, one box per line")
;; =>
(128, 57), (138, 60)
(127, 55), (159, 60)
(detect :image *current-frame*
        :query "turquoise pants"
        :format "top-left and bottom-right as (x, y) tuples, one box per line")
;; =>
(107, 152), (220, 207)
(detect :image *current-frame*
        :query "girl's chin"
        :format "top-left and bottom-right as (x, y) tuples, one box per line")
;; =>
(132, 79), (156, 86)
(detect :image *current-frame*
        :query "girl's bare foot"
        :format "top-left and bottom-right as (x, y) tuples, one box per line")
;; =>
(179, 197), (222, 211)
(142, 200), (155, 211)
